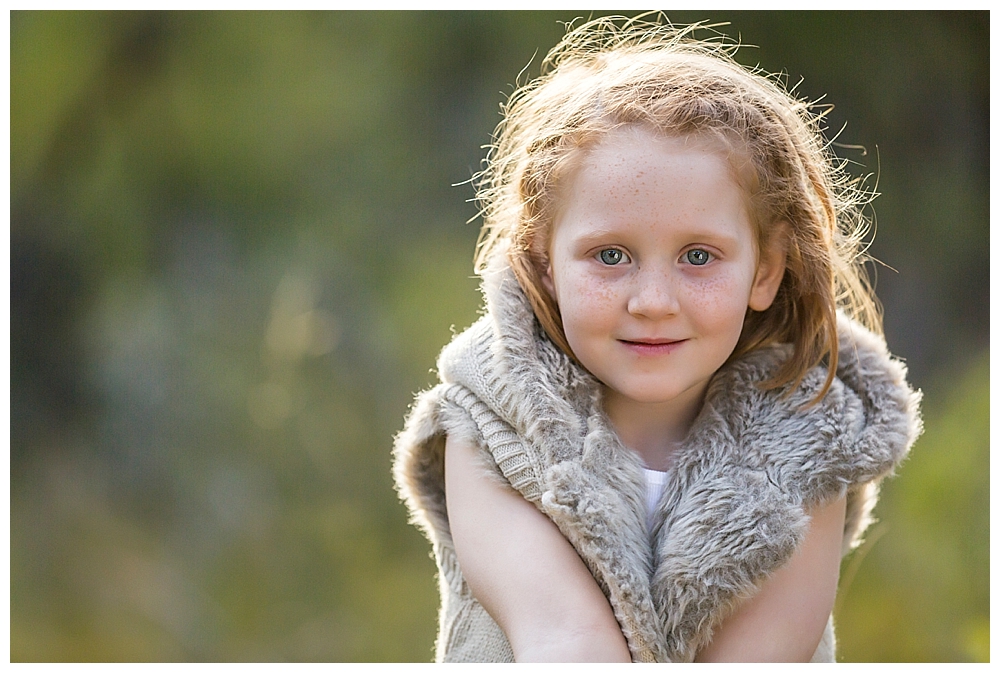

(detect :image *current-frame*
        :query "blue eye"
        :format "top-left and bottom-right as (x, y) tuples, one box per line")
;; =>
(599, 249), (627, 265)
(685, 249), (711, 266)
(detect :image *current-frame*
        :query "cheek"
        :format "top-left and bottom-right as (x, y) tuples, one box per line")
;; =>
(559, 265), (616, 304)
(556, 270), (620, 333)
(684, 271), (755, 326)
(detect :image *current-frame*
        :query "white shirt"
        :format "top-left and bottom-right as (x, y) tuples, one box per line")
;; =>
(642, 467), (669, 532)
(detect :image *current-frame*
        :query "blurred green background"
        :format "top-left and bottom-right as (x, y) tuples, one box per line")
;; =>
(10, 11), (988, 662)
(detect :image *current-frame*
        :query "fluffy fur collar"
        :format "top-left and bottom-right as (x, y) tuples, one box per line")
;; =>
(432, 260), (922, 662)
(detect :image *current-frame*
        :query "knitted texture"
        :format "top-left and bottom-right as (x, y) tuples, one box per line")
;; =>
(392, 260), (922, 662)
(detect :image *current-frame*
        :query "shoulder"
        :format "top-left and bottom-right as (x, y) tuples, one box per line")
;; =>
(701, 314), (922, 506)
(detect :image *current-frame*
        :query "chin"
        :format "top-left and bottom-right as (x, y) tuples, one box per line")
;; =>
(618, 376), (711, 406)
(620, 387), (686, 405)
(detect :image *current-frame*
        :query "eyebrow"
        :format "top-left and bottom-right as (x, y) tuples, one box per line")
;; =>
(571, 228), (624, 243)
(569, 224), (743, 248)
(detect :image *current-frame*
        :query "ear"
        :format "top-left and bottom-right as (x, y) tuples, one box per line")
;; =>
(541, 260), (556, 298)
(748, 224), (788, 312)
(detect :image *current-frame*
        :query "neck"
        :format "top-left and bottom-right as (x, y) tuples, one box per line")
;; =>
(602, 382), (708, 471)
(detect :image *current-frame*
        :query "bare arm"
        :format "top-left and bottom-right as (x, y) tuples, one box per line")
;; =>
(444, 433), (632, 662)
(695, 495), (847, 662)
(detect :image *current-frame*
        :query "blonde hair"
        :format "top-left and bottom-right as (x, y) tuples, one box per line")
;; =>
(473, 15), (881, 399)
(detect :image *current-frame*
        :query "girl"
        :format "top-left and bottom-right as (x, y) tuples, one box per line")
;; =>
(393, 16), (921, 662)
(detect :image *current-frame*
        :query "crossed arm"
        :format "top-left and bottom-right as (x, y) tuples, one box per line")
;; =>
(444, 433), (847, 662)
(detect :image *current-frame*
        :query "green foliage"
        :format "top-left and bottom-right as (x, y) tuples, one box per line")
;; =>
(10, 11), (988, 662)
(835, 352), (989, 662)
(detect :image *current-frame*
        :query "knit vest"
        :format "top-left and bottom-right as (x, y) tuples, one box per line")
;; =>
(392, 261), (922, 662)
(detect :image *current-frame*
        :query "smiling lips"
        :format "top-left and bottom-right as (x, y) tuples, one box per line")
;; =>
(618, 338), (687, 355)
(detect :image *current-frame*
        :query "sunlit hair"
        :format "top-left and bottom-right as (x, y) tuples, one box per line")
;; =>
(473, 14), (882, 400)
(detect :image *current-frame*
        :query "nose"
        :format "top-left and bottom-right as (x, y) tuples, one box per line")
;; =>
(626, 267), (680, 319)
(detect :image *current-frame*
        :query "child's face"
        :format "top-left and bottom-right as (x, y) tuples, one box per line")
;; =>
(542, 127), (785, 412)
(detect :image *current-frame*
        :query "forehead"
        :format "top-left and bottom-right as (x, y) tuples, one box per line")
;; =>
(555, 126), (751, 222)
(593, 124), (749, 180)
(529, 124), (767, 267)
(583, 125), (730, 174)
(551, 125), (755, 207)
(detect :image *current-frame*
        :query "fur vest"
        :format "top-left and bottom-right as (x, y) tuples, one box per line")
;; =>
(392, 261), (922, 663)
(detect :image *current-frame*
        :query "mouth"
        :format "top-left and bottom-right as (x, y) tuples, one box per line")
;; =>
(618, 338), (687, 354)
